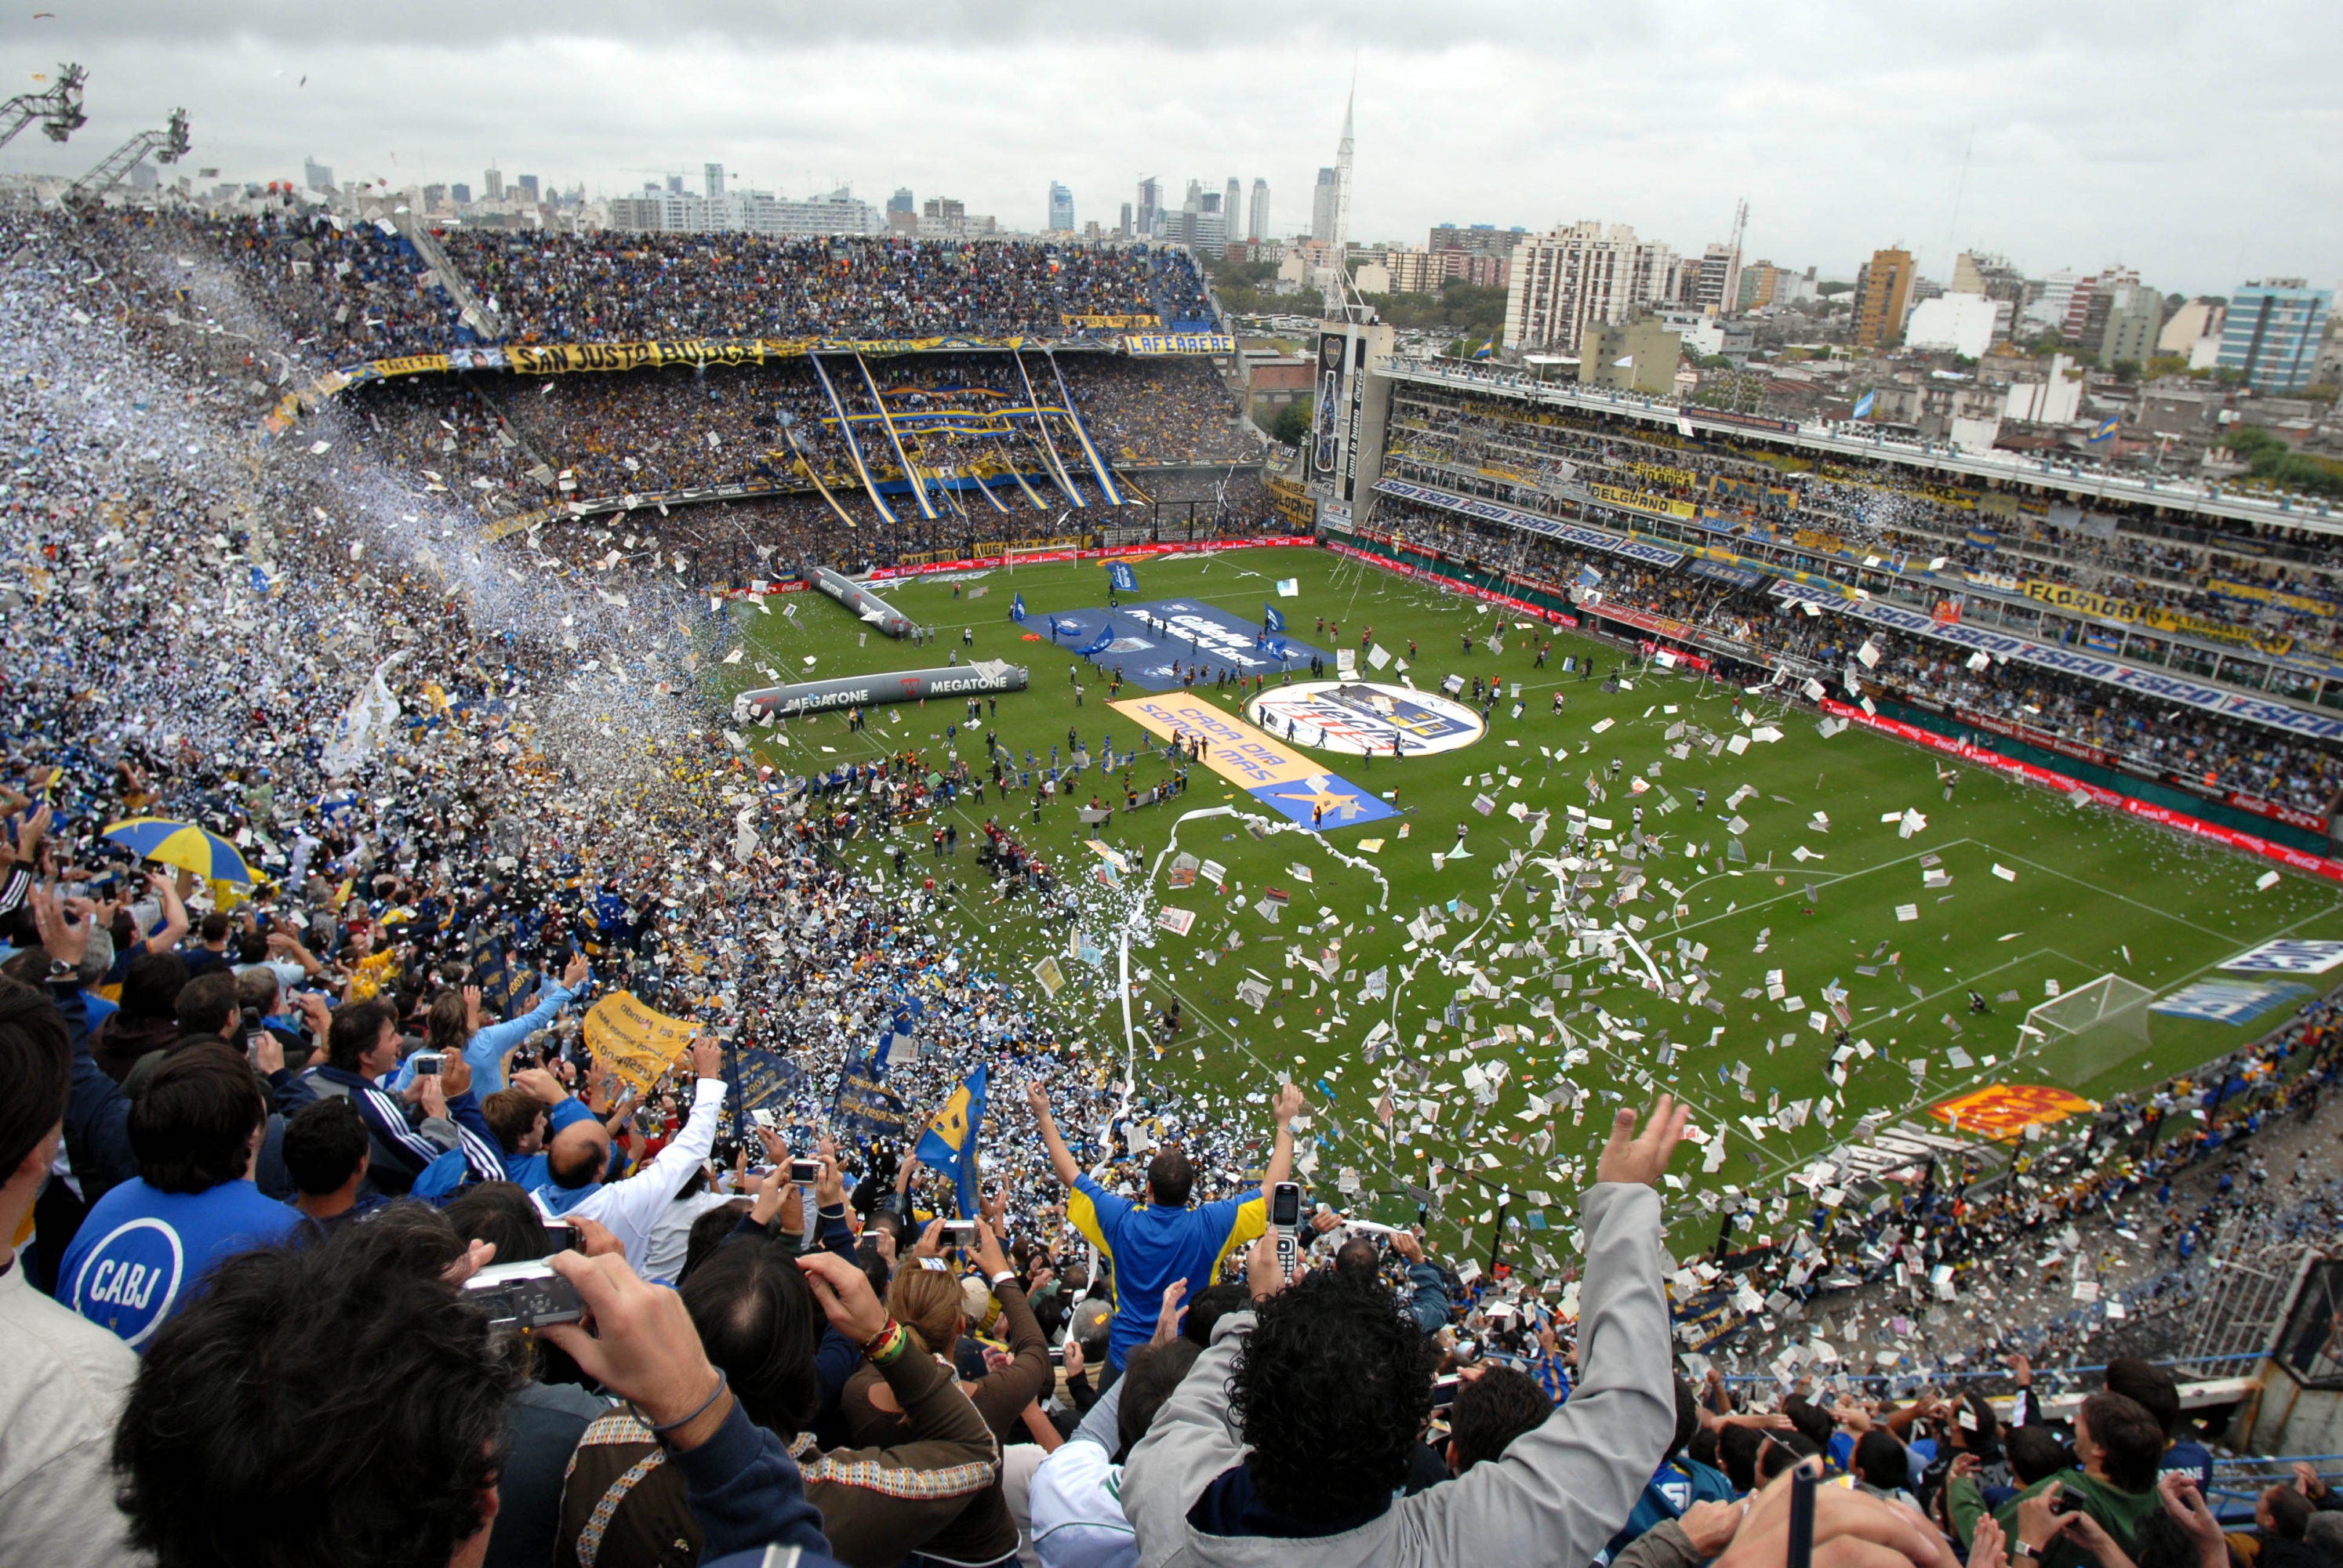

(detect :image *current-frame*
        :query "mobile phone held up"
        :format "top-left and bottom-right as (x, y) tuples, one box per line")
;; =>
(1270, 1180), (1302, 1276)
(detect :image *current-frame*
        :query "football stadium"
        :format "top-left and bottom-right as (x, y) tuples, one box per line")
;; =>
(11, 45), (2343, 1568)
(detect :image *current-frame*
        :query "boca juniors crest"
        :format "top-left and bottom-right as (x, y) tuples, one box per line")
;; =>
(1245, 681), (1486, 758)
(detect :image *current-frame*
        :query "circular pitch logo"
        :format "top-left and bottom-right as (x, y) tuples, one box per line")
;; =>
(1247, 681), (1486, 758)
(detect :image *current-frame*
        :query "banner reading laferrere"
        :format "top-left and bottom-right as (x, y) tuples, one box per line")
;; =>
(582, 992), (701, 1094)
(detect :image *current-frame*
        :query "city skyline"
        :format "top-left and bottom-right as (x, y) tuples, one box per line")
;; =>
(0, 1), (2334, 294)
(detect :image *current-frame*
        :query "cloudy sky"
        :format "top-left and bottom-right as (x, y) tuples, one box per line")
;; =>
(1, 1), (2334, 295)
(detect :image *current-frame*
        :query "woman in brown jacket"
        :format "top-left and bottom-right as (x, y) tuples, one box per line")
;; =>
(837, 1201), (1052, 1568)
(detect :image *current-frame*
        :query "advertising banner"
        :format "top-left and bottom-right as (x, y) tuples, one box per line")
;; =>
(735, 660), (1029, 721)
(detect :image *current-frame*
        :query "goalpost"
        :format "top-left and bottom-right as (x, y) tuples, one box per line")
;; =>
(2019, 974), (2156, 1082)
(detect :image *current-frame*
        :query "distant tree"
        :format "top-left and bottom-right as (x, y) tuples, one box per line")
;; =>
(2110, 358), (2143, 383)
(1270, 399), (1313, 447)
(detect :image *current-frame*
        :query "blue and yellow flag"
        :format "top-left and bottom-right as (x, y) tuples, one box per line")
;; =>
(2088, 419), (2119, 443)
(915, 1064), (988, 1216)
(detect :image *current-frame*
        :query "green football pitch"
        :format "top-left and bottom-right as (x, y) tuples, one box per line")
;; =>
(720, 544), (2343, 1255)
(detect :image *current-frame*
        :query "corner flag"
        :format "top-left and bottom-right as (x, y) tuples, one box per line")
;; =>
(915, 1065), (988, 1216)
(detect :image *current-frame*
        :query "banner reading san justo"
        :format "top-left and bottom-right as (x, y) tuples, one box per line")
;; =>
(735, 659), (1029, 721)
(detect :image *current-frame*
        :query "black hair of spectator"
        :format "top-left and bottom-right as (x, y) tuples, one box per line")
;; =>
(326, 997), (398, 1071)
(2007, 1425), (2072, 1486)
(0, 976), (70, 1174)
(120, 949), (189, 1021)
(1783, 1394), (1835, 1451)
(1688, 1427), (1721, 1470)
(173, 967), (239, 1038)
(1449, 1367), (1554, 1474)
(1665, 1380), (1701, 1465)
(2081, 1392), (2166, 1493)
(1959, 1389), (2004, 1461)
(2265, 1485), (2312, 1541)
(1758, 1429), (1821, 1483)
(127, 1043), (265, 1193)
(199, 911), (231, 943)
(1181, 1282), (1252, 1349)
(1146, 1147), (1194, 1207)
(111, 1218), (522, 1568)
(1227, 1269), (1442, 1522)
(677, 1198), (753, 1286)
(1333, 1236), (1379, 1277)
(281, 1098), (368, 1196)
(1114, 1338), (1203, 1462)
(680, 1236), (823, 1436)
(2133, 1506), (2211, 1568)
(1719, 1422), (1764, 1492)
(1855, 1428), (1910, 1491)
(2104, 1358), (2183, 1439)
(441, 1181), (552, 1265)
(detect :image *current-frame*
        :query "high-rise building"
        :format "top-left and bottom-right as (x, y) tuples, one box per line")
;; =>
(422, 182), (448, 210)
(1310, 167), (1339, 243)
(1690, 243), (1742, 315)
(1248, 178), (1270, 242)
(1048, 182), (1073, 231)
(1850, 249), (1916, 348)
(704, 163), (724, 199)
(1224, 178), (1241, 231)
(1135, 177), (1161, 238)
(922, 196), (966, 221)
(887, 187), (914, 216)
(449, 182), (472, 206)
(1502, 222), (1680, 351)
(482, 167), (504, 201)
(303, 156), (333, 193)
(1118, 201), (1133, 238)
(517, 175), (540, 201)
(1428, 224), (1526, 258)
(1950, 251), (2025, 305)
(2094, 281), (2163, 369)
(2219, 279), (2333, 393)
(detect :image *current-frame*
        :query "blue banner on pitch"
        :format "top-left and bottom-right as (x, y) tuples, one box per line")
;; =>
(1246, 775), (1397, 830)
(1041, 598), (1330, 691)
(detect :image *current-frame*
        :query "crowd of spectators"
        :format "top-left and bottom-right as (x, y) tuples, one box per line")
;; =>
(9, 201), (2341, 1568)
(1389, 385), (2343, 658)
(1370, 499), (2343, 817)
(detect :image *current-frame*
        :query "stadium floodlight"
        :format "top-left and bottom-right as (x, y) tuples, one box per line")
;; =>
(2018, 973), (2154, 1082)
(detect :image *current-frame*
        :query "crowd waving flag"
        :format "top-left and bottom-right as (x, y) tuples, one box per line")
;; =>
(915, 1064), (989, 1216)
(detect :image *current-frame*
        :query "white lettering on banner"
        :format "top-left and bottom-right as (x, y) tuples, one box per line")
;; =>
(1771, 582), (2343, 745)
(1373, 478), (1685, 568)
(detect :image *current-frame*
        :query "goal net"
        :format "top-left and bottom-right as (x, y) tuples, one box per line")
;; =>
(2021, 974), (2156, 1083)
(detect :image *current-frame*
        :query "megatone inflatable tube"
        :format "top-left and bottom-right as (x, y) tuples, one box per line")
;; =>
(735, 659), (1030, 721)
(807, 564), (914, 639)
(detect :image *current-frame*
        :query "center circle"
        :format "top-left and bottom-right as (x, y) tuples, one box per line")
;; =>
(1246, 680), (1488, 758)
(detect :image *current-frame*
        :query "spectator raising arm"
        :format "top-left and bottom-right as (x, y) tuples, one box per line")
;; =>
(1025, 1080), (1084, 1189)
(558, 1035), (728, 1272)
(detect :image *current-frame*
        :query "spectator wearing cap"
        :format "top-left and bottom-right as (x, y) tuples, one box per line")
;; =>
(57, 1042), (301, 1349)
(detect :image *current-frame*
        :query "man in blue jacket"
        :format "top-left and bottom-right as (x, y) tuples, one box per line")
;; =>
(274, 998), (503, 1194)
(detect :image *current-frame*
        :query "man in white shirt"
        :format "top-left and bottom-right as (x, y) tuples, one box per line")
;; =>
(0, 899), (143, 1566)
(532, 1035), (727, 1274)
